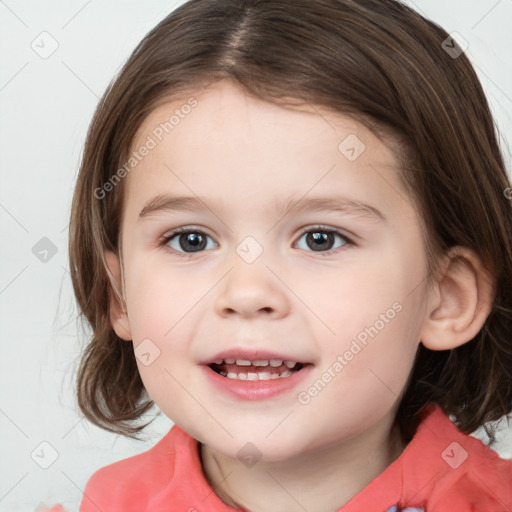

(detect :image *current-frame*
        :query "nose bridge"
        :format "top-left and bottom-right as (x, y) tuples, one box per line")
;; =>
(214, 236), (289, 318)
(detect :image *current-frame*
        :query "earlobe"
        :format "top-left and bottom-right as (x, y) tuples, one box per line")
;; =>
(104, 249), (132, 341)
(420, 247), (494, 351)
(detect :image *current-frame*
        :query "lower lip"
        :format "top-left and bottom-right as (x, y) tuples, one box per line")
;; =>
(200, 364), (314, 401)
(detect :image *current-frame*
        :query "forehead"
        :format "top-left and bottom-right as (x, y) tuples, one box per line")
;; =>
(130, 80), (398, 162)
(124, 81), (412, 220)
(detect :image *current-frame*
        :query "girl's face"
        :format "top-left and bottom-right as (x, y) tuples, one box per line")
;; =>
(110, 80), (432, 461)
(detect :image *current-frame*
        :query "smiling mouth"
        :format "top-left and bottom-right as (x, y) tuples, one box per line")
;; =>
(208, 359), (308, 380)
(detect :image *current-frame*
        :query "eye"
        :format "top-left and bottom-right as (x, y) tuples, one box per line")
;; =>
(295, 227), (352, 253)
(161, 227), (218, 254)
(160, 225), (354, 256)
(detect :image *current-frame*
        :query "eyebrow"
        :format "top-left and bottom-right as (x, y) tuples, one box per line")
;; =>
(138, 194), (385, 222)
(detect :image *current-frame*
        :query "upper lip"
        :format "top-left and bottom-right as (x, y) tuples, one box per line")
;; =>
(200, 347), (313, 366)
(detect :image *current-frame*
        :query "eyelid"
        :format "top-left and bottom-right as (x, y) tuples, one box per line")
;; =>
(158, 225), (218, 254)
(161, 225), (215, 239)
(160, 224), (356, 241)
(295, 224), (356, 244)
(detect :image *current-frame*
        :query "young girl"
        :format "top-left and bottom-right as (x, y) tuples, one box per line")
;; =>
(53, 0), (512, 510)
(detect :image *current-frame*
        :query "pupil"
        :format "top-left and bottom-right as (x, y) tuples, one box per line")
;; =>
(180, 233), (206, 252)
(307, 231), (333, 251)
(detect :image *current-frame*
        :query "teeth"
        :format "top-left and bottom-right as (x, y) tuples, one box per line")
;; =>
(224, 370), (293, 380)
(212, 358), (298, 367)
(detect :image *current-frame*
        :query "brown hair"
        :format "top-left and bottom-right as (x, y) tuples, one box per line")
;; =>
(69, 0), (512, 443)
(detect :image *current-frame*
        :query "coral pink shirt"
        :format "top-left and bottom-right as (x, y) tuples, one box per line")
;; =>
(75, 404), (511, 512)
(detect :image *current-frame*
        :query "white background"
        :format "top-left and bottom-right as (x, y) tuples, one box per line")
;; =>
(0, 1), (511, 511)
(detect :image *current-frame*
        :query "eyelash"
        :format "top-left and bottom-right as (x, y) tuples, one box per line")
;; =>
(158, 225), (355, 258)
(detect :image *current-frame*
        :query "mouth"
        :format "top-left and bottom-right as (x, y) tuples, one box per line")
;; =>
(207, 358), (310, 381)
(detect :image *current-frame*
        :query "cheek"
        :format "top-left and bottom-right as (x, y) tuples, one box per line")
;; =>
(300, 303), (421, 432)
(301, 248), (424, 344)
(123, 255), (196, 339)
(122, 262), (199, 413)
(122, 257), (208, 374)
(305, 243), (425, 392)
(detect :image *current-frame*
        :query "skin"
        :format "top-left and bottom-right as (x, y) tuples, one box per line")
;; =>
(105, 80), (494, 512)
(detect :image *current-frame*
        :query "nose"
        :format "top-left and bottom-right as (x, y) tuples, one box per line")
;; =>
(214, 255), (290, 320)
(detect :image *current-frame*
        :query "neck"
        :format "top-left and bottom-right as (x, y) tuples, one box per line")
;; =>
(199, 414), (406, 512)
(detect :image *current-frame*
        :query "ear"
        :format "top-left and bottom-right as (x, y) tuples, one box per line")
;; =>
(104, 250), (132, 341)
(420, 247), (494, 350)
